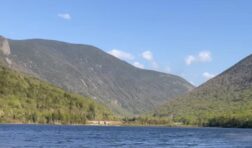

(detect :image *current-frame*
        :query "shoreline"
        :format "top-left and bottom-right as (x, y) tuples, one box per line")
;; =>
(0, 122), (250, 129)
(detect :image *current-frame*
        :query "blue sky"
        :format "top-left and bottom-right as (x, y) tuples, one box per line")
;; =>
(1, 0), (251, 85)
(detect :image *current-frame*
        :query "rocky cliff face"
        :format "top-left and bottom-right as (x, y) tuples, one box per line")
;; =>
(0, 36), (194, 115)
(0, 36), (11, 56)
(0, 36), (12, 66)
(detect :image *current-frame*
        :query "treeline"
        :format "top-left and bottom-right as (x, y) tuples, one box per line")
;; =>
(122, 116), (173, 126)
(0, 65), (115, 124)
(7, 103), (108, 124)
(123, 115), (252, 128)
(206, 116), (252, 128)
(169, 115), (252, 128)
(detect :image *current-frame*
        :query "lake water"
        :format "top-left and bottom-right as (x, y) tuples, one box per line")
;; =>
(0, 125), (251, 148)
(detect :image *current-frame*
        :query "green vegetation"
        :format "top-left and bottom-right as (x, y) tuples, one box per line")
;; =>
(153, 85), (252, 128)
(122, 116), (173, 126)
(151, 54), (252, 128)
(122, 87), (252, 128)
(0, 64), (115, 124)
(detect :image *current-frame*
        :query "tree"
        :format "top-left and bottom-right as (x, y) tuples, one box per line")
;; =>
(86, 103), (96, 120)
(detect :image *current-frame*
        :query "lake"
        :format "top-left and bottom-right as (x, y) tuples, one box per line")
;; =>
(0, 125), (251, 147)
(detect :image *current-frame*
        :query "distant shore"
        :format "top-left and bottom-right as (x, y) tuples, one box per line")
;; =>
(0, 120), (123, 126)
(0, 121), (250, 128)
(0, 122), (210, 128)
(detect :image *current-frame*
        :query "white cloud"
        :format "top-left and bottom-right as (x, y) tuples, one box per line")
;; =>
(151, 61), (159, 69)
(108, 49), (147, 69)
(198, 51), (212, 62)
(164, 66), (171, 73)
(133, 62), (145, 69)
(185, 55), (196, 65)
(141, 50), (159, 69)
(203, 72), (215, 80)
(185, 51), (212, 65)
(142, 51), (153, 61)
(108, 49), (169, 72)
(58, 13), (72, 20)
(108, 49), (134, 61)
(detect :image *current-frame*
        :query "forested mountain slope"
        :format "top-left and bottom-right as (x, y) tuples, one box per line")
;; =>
(0, 62), (113, 124)
(155, 54), (252, 127)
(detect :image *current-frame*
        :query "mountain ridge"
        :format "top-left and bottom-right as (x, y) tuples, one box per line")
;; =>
(155, 54), (252, 127)
(0, 36), (194, 115)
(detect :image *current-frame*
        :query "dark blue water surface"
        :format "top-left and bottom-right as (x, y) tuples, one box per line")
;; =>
(0, 125), (252, 148)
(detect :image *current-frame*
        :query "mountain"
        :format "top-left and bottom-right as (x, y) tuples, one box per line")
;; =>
(155, 54), (252, 127)
(0, 61), (114, 124)
(0, 36), (194, 115)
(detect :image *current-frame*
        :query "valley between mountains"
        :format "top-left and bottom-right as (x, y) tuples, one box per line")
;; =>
(0, 36), (252, 128)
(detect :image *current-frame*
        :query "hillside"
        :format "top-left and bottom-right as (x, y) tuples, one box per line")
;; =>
(0, 36), (194, 115)
(0, 62), (114, 124)
(155, 54), (252, 128)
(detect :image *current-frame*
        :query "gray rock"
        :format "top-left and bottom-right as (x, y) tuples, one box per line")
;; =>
(0, 37), (194, 115)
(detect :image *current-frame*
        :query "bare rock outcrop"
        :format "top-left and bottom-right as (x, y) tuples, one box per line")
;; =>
(0, 36), (11, 55)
